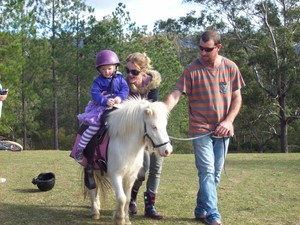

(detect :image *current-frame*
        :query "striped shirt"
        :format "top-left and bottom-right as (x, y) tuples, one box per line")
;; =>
(174, 57), (245, 136)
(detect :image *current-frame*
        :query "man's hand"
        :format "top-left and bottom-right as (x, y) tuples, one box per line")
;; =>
(214, 121), (234, 137)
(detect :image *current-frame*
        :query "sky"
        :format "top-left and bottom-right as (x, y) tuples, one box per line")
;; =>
(84, 0), (201, 31)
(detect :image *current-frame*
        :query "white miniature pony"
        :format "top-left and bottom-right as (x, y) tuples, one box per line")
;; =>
(84, 97), (173, 225)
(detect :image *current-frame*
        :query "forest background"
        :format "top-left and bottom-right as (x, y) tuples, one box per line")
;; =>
(0, 0), (299, 153)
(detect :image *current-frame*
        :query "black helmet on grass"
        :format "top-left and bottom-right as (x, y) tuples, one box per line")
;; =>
(32, 172), (55, 191)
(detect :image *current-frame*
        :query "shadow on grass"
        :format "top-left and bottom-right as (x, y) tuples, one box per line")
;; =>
(0, 202), (114, 225)
(0, 202), (201, 225)
(128, 215), (201, 224)
(14, 188), (41, 193)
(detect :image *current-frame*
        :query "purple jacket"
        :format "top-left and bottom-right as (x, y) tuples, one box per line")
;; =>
(91, 71), (129, 106)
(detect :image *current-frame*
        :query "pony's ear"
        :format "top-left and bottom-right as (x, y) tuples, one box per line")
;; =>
(144, 108), (153, 116)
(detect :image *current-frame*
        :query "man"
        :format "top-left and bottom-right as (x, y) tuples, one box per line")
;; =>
(0, 83), (8, 184)
(165, 30), (245, 225)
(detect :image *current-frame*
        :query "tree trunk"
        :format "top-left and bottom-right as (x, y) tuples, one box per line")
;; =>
(53, 62), (59, 150)
(52, 0), (58, 150)
(22, 69), (27, 150)
(279, 96), (288, 153)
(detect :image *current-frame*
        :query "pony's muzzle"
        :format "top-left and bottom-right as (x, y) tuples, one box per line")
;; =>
(161, 143), (173, 157)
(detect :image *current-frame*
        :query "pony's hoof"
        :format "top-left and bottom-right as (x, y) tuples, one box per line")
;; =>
(92, 213), (100, 220)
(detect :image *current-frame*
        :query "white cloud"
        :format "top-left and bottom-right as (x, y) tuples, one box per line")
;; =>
(84, 0), (201, 31)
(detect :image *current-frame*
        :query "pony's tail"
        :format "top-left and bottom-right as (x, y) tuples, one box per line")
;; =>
(82, 169), (112, 200)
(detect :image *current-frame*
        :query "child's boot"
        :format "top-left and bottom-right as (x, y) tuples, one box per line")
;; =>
(144, 192), (163, 220)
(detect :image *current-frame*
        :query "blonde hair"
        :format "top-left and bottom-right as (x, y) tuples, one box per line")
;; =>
(125, 52), (152, 70)
(98, 64), (117, 70)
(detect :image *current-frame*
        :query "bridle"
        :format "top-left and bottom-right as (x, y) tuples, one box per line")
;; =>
(143, 122), (170, 148)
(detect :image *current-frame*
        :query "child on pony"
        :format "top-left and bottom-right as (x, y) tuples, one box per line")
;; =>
(74, 50), (129, 162)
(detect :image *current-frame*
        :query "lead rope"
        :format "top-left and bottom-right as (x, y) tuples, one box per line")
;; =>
(169, 132), (228, 177)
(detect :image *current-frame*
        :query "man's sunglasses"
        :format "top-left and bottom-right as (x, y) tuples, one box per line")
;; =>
(125, 67), (140, 76)
(199, 45), (216, 52)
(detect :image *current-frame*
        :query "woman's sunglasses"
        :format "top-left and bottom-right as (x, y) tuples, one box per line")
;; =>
(125, 67), (140, 76)
(199, 45), (216, 52)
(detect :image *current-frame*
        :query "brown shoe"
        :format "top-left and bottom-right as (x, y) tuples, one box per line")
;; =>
(195, 215), (209, 224)
(211, 221), (222, 225)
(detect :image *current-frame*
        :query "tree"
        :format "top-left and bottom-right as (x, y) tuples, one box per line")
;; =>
(184, 0), (300, 153)
(0, 32), (23, 140)
(27, 0), (93, 149)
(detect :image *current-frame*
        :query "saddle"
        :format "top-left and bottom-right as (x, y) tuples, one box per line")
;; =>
(70, 108), (116, 189)
(83, 123), (109, 190)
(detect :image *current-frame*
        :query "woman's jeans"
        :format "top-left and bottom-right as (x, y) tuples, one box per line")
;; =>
(193, 135), (230, 223)
(133, 150), (163, 194)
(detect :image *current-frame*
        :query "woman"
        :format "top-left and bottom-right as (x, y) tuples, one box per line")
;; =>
(125, 52), (164, 220)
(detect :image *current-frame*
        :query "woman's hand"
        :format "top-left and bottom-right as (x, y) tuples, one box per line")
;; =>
(0, 94), (7, 101)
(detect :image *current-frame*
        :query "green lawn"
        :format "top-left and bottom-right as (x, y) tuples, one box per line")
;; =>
(0, 151), (299, 225)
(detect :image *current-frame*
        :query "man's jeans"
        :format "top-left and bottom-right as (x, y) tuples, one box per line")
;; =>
(193, 135), (229, 223)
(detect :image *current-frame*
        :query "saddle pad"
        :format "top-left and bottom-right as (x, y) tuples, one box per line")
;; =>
(70, 134), (109, 170)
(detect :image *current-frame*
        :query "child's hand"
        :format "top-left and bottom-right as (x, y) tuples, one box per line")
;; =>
(114, 97), (121, 104)
(107, 98), (115, 107)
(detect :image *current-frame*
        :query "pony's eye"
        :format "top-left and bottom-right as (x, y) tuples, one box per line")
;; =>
(151, 125), (157, 130)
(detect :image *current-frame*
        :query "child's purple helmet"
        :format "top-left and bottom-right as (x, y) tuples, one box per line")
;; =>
(95, 50), (120, 68)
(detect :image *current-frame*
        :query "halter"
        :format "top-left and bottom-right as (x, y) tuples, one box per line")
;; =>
(143, 122), (170, 148)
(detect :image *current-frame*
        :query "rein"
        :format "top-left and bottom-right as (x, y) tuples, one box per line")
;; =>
(143, 122), (170, 148)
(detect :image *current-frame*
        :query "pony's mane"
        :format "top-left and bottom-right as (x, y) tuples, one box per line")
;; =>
(107, 97), (169, 138)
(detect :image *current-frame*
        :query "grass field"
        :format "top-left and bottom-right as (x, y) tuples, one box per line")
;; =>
(0, 150), (299, 225)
